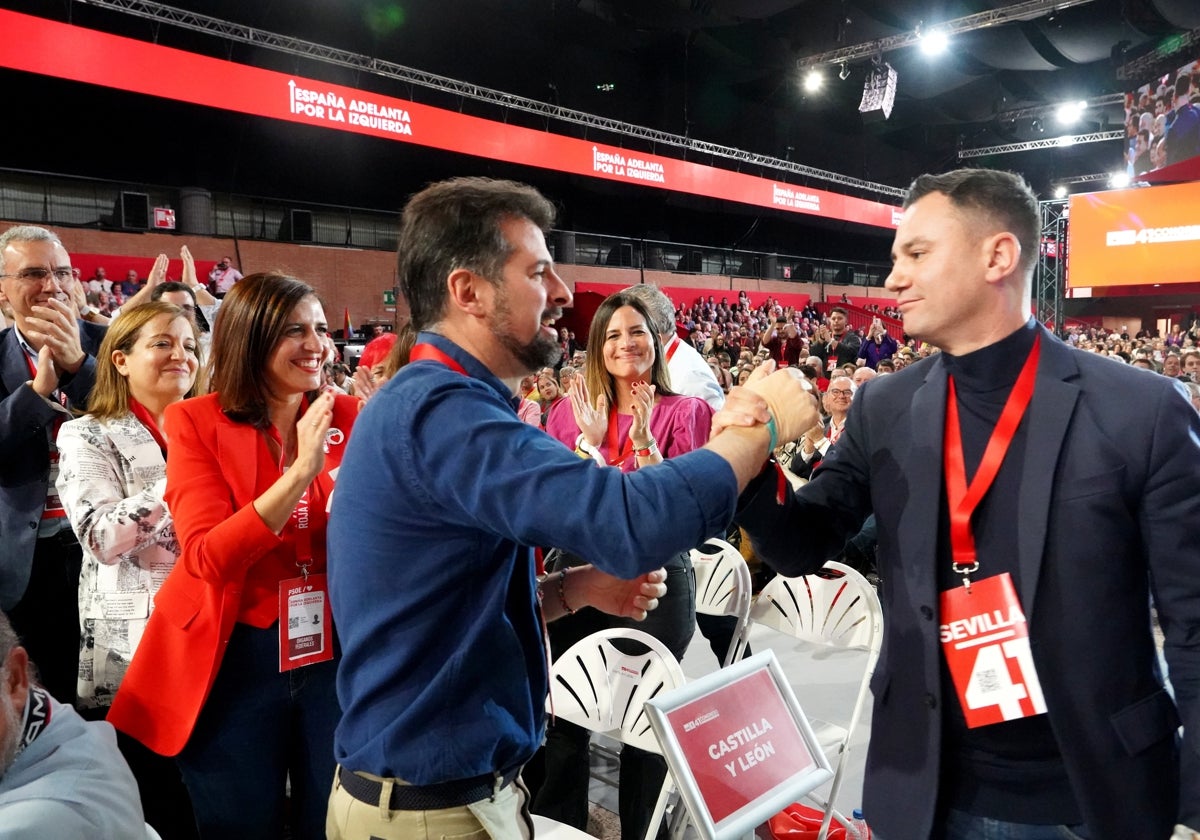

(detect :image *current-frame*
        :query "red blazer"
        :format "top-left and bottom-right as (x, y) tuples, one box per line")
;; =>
(109, 392), (360, 756)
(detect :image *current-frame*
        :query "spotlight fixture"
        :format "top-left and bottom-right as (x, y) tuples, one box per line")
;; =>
(838, 62), (850, 81)
(803, 69), (824, 92)
(1055, 100), (1088, 126)
(919, 28), (949, 56)
(1054, 185), (1068, 199)
(1109, 172), (1131, 188)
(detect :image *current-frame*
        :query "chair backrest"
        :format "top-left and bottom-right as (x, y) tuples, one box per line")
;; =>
(547, 627), (687, 753)
(750, 560), (880, 651)
(690, 538), (753, 667)
(747, 561), (883, 840)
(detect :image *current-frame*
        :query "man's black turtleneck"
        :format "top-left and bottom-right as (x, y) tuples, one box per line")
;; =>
(935, 319), (1081, 825)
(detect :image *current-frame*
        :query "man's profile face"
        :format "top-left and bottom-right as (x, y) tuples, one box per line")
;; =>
(487, 216), (570, 374)
(886, 191), (997, 351)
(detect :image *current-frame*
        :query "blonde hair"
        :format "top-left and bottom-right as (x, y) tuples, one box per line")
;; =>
(87, 301), (205, 421)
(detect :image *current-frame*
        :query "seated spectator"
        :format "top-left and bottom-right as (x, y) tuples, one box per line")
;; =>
(115, 269), (139, 298)
(536, 367), (565, 427)
(0, 609), (145, 838)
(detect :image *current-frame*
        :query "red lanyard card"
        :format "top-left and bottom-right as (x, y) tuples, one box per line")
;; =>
(278, 573), (333, 672)
(939, 572), (1047, 729)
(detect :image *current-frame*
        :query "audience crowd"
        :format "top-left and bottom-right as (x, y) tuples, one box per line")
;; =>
(1, 212), (1197, 840)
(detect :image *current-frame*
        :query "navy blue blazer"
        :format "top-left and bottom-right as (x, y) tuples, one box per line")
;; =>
(739, 326), (1200, 840)
(0, 321), (106, 609)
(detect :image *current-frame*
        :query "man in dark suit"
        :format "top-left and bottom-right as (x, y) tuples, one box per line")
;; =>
(0, 225), (106, 704)
(727, 169), (1199, 840)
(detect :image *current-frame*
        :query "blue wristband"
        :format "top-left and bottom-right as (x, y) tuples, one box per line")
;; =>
(765, 412), (778, 454)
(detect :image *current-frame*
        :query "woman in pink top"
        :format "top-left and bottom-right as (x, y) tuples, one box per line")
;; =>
(537, 291), (712, 840)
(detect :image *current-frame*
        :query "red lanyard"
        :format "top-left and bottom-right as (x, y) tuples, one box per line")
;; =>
(943, 333), (1041, 585)
(410, 342), (468, 375)
(24, 351), (68, 409)
(664, 336), (681, 363)
(605, 410), (634, 467)
(128, 398), (169, 457)
(262, 406), (318, 574)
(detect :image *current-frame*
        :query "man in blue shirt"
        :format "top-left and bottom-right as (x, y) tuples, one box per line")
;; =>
(326, 177), (814, 840)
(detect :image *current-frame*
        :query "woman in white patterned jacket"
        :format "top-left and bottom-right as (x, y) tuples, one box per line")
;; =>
(56, 299), (204, 839)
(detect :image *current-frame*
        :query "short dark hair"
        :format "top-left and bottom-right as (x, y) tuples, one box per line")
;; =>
(150, 282), (196, 305)
(829, 306), (848, 318)
(1176, 72), (1193, 99)
(209, 272), (320, 428)
(905, 168), (1040, 275)
(398, 177), (556, 331)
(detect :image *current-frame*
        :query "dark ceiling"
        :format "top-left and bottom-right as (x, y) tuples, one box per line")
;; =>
(3, 0), (1199, 258)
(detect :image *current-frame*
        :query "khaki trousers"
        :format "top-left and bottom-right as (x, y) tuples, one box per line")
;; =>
(326, 767), (534, 840)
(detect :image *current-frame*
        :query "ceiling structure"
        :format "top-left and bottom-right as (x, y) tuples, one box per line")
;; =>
(3, 0), (1199, 257)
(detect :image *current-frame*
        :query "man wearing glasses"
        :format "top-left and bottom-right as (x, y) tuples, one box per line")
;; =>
(0, 225), (106, 705)
(790, 374), (855, 480)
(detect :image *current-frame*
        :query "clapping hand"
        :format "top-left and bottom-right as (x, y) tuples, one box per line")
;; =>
(628, 379), (656, 447)
(568, 376), (607, 447)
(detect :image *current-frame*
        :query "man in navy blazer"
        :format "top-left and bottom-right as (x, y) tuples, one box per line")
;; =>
(0, 225), (106, 704)
(732, 170), (1199, 840)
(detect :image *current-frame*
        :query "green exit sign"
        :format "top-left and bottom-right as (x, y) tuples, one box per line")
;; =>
(383, 289), (396, 306)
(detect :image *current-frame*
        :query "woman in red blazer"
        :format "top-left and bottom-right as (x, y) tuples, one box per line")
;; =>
(109, 272), (360, 840)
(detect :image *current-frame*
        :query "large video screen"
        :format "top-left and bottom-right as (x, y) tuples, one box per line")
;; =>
(1124, 57), (1200, 177)
(1067, 180), (1200, 288)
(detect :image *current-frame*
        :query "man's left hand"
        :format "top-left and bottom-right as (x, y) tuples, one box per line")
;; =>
(561, 566), (668, 621)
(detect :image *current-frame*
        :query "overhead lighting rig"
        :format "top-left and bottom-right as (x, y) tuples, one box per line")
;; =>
(796, 0), (1098, 69)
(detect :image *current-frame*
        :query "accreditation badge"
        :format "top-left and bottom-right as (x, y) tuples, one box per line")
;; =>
(278, 573), (333, 672)
(939, 572), (1047, 728)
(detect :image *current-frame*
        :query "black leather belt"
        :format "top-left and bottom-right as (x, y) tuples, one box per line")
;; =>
(337, 764), (522, 811)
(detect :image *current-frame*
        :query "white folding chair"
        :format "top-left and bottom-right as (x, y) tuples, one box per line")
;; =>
(544, 627), (688, 840)
(690, 538), (753, 668)
(747, 561), (883, 840)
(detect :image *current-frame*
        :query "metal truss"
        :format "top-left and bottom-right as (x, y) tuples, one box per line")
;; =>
(1056, 172), (1113, 185)
(995, 93), (1122, 124)
(1117, 27), (1200, 81)
(957, 130), (1123, 158)
(72, 0), (906, 199)
(1036, 200), (1068, 335)
(795, 0), (1096, 69)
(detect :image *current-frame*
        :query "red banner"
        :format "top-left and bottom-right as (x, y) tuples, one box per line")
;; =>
(0, 9), (900, 230)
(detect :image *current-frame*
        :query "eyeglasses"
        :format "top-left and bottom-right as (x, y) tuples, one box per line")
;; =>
(828, 388), (854, 397)
(0, 267), (73, 284)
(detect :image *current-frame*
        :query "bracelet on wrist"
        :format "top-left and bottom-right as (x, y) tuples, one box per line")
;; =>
(765, 412), (779, 454)
(634, 438), (658, 457)
(558, 569), (576, 615)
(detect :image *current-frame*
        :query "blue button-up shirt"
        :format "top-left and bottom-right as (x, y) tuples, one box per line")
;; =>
(329, 333), (738, 783)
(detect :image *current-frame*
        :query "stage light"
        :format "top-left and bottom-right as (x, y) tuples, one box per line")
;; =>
(1110, 172), (1131, 188)
(920, 29), (949, 56)
(1054, 185), (1068, 198)
(803, 70), (824, 92)
(838, 63), (850, 81)
(1055, 100), (1087, 125)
